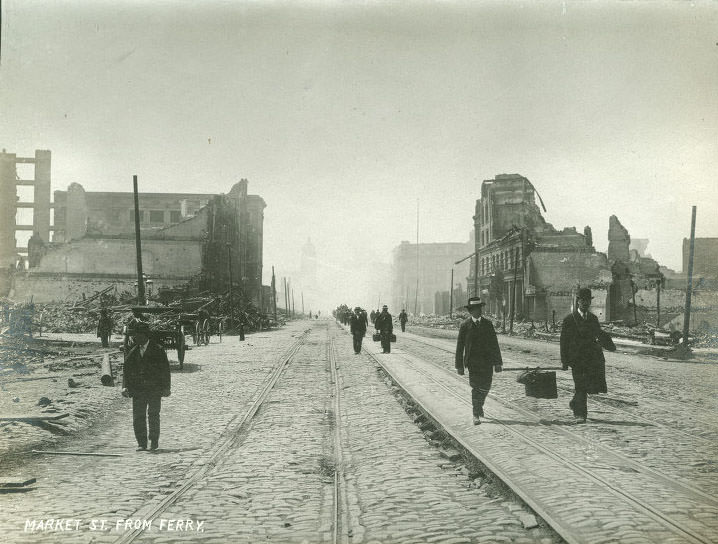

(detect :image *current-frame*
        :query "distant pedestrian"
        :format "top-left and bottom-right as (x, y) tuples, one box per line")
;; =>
(455, 297), (503, 425)
(560, 288), (616, 423)
(361, 308), (369, 328)
(97, 309), (114, 348)
(398, 309), (408, 332)
(350, 307), (367, 354)
(370, 309), (376, 324)
(374, 305), (393, 353)
(121, 321), (171, 451)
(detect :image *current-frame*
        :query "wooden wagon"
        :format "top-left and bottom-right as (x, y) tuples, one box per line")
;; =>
(122, 306), (189, 369)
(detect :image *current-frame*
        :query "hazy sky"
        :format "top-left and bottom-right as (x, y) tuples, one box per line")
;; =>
(2, 0), (717, 297)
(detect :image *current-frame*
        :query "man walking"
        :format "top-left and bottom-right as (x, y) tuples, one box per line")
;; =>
(121, 321), (171, 451)
(398, 309), (408, 332)
(350, 306), (367, 354)
(96, 308), (113, 348)
(455, 297), (503, 425)
(374, 305), (394, 354)
(560, 288), (616, 423)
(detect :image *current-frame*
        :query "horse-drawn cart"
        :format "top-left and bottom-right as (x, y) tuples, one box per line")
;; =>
(122, 306), (189, 369)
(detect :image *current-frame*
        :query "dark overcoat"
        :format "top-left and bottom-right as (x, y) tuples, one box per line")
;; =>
(374, 312), (393, 333)
(455, 318), (503, 371)
(560, 311), (616, 394)
(122, 341), (171, 397)
(399, 311), (408, 323)
(350, 313), (367, 336)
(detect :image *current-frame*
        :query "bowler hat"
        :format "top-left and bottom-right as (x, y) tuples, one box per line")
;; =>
(132, 320), (151, 333)
(354, 307), (361, 311)
(382, 305), (388, 310)
(577, 287), (593, 300)
(466, 296), (486, 309)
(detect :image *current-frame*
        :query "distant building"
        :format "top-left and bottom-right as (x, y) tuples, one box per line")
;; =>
(683, 238), (718, 280)
(391, 240), (472, 315)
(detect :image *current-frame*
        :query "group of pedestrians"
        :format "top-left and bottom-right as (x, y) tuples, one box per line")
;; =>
(118, 286), (614, 453)
(455, 288), (615, 425)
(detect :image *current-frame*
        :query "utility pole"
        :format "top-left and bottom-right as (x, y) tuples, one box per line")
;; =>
(132, 175), (145, 305)
(283, 277), (289, 317)
(415, 199), (420, 313)
(271, 266), (278, 324)
(449, 268), (454, 318)
(227, 240), (233, 328)
(301, 292), (304, 316)
(656, 276), (661, 329)
(510, 246), (519, 334)
(291, 288), (295, 318)
(682, 206), (697, 349)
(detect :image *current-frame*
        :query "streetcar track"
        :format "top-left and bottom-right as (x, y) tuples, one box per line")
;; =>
(327, 327), (351, 544)
(112, 328), (312, 544)
(363, 339), (717, 544)
(402, 332), (718, 440)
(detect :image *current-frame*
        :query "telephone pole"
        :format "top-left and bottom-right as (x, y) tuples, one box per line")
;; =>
(132, 175), (145, 305)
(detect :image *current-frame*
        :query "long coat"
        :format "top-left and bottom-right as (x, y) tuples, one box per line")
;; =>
(122, 341), (171, 397)
(350, 313), (367, 336)
(560, 311), (616, 394)
(374, 312), (393, 333)
(455, 318), (503, 371)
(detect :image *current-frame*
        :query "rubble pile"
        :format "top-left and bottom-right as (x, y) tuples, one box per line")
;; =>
(37, 305), (100, 334)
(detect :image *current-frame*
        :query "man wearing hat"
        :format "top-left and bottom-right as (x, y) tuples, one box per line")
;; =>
(560, 287), (616, 423)
(455, 297), (503, 424)
(398, 309), (408, 332)
(350, 306), (368, 354)
(374, 305), (394, 353)
(121, 321), (171, 451)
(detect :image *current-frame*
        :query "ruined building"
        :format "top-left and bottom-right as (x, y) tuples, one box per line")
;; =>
(470, 174), (612, 322)
(2, 150), (266, 305)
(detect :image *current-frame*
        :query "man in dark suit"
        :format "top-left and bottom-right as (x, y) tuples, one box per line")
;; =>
(374, 305), (394, 353)
(455, 297), (503, 425)
(560, 287), (616, 423)
(350, 306), (367, 354)
(121, 321), (171, 451)
(398, 309), (408, 332)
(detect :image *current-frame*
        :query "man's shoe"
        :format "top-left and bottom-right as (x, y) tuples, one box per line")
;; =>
(136, 445), (147, 452)
(149, 441), (158, 451)
(574, 416), (586, 424)
(473, 416), (481, 425)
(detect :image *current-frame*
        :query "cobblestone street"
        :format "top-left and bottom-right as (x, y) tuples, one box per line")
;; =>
(1, 320), (717, 543)
(1, 321), (557, 544)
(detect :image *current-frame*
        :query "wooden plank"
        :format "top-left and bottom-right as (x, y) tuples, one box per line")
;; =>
(0, 477), (36, 488)
(0, 413), (69, 422)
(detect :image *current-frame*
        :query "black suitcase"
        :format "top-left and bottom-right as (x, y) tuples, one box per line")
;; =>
(516, 368), (558, 399)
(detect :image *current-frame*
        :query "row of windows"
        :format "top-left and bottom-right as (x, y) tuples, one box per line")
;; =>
(480, 248), (522, 276)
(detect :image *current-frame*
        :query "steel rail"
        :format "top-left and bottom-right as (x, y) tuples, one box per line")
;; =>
(113, 328), (311, 544)
(402, 332), (718, 441)
(328, 329), (351, 544)
(366, 345), (716, 544)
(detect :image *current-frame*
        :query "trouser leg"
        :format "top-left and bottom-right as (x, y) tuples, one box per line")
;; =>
(571, 367), (588, 418)
(132, 396), (148, 447)
(101, 335), (109, 347)
(352, 334), (361, 353)
(401, 322), (406, 332)
(147, 395), (162, 444)
(381, 334), (391, 353)
(469, 367), (494, 417)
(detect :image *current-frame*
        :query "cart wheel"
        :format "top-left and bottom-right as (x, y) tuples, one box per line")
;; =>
(202, 319), (210, 345)
(218, 321), (223, 343)
(194, 322), (200, 345)
(177, 327), (185, 369)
